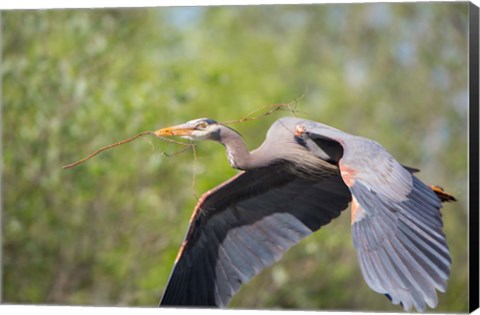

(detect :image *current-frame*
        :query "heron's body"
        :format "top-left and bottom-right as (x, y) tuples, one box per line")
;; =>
(228, 118), (339, 175)
(154, 117), (454, 311)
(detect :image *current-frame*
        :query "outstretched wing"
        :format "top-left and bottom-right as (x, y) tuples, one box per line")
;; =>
(160, 164), (352, 307)
(304, 126), (451, 312)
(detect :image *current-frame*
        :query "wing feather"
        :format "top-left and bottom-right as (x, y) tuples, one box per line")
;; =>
(160, 165), (351, 307)
(351, 179), (450, 312)
(300, 123), (451, 312)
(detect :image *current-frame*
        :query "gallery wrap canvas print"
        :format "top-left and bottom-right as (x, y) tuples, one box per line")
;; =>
(1, 1), (478, 313)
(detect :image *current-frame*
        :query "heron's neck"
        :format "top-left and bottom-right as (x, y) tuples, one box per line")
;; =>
(218, 126), (257, 170)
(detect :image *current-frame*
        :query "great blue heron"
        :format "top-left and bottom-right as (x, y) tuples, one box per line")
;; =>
(153, 117), (454, 311)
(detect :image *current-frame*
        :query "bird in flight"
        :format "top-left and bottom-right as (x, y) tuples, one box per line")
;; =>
(153, 117), (455, 311)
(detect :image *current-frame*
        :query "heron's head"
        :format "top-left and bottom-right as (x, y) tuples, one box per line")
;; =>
(153, 118), (222, 141)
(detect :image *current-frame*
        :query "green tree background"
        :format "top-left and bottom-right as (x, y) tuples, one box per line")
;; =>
(2, 3), (469, 312)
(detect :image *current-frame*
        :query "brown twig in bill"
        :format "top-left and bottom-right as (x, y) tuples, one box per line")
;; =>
(221, 92), (306, 125)
(62, 98), (303, 169)
(62, 131), (155, 169)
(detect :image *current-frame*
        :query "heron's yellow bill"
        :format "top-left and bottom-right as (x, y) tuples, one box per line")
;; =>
(154, 124), (195, 137)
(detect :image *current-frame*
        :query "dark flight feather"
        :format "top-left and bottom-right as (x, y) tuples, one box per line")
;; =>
(160, 165), (351, 307)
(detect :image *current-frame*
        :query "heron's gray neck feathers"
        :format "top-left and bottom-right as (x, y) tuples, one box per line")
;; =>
(218, 126), (269, 170)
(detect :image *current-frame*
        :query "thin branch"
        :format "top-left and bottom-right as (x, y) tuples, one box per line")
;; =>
(62, 131), (155, 169)
(160, 143), (196, 158)
(190, 143), (200, 201)
(221, 92), (306, 125)
(62, 131), (196, 169)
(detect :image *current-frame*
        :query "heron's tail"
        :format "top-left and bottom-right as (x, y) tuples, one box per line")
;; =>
(430, 185), (457, 203)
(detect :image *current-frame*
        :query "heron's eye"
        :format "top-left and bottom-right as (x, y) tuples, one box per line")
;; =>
(197, 122), (208, 129)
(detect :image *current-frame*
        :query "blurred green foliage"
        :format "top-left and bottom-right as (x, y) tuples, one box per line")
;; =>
(2, 3), (468, 312)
